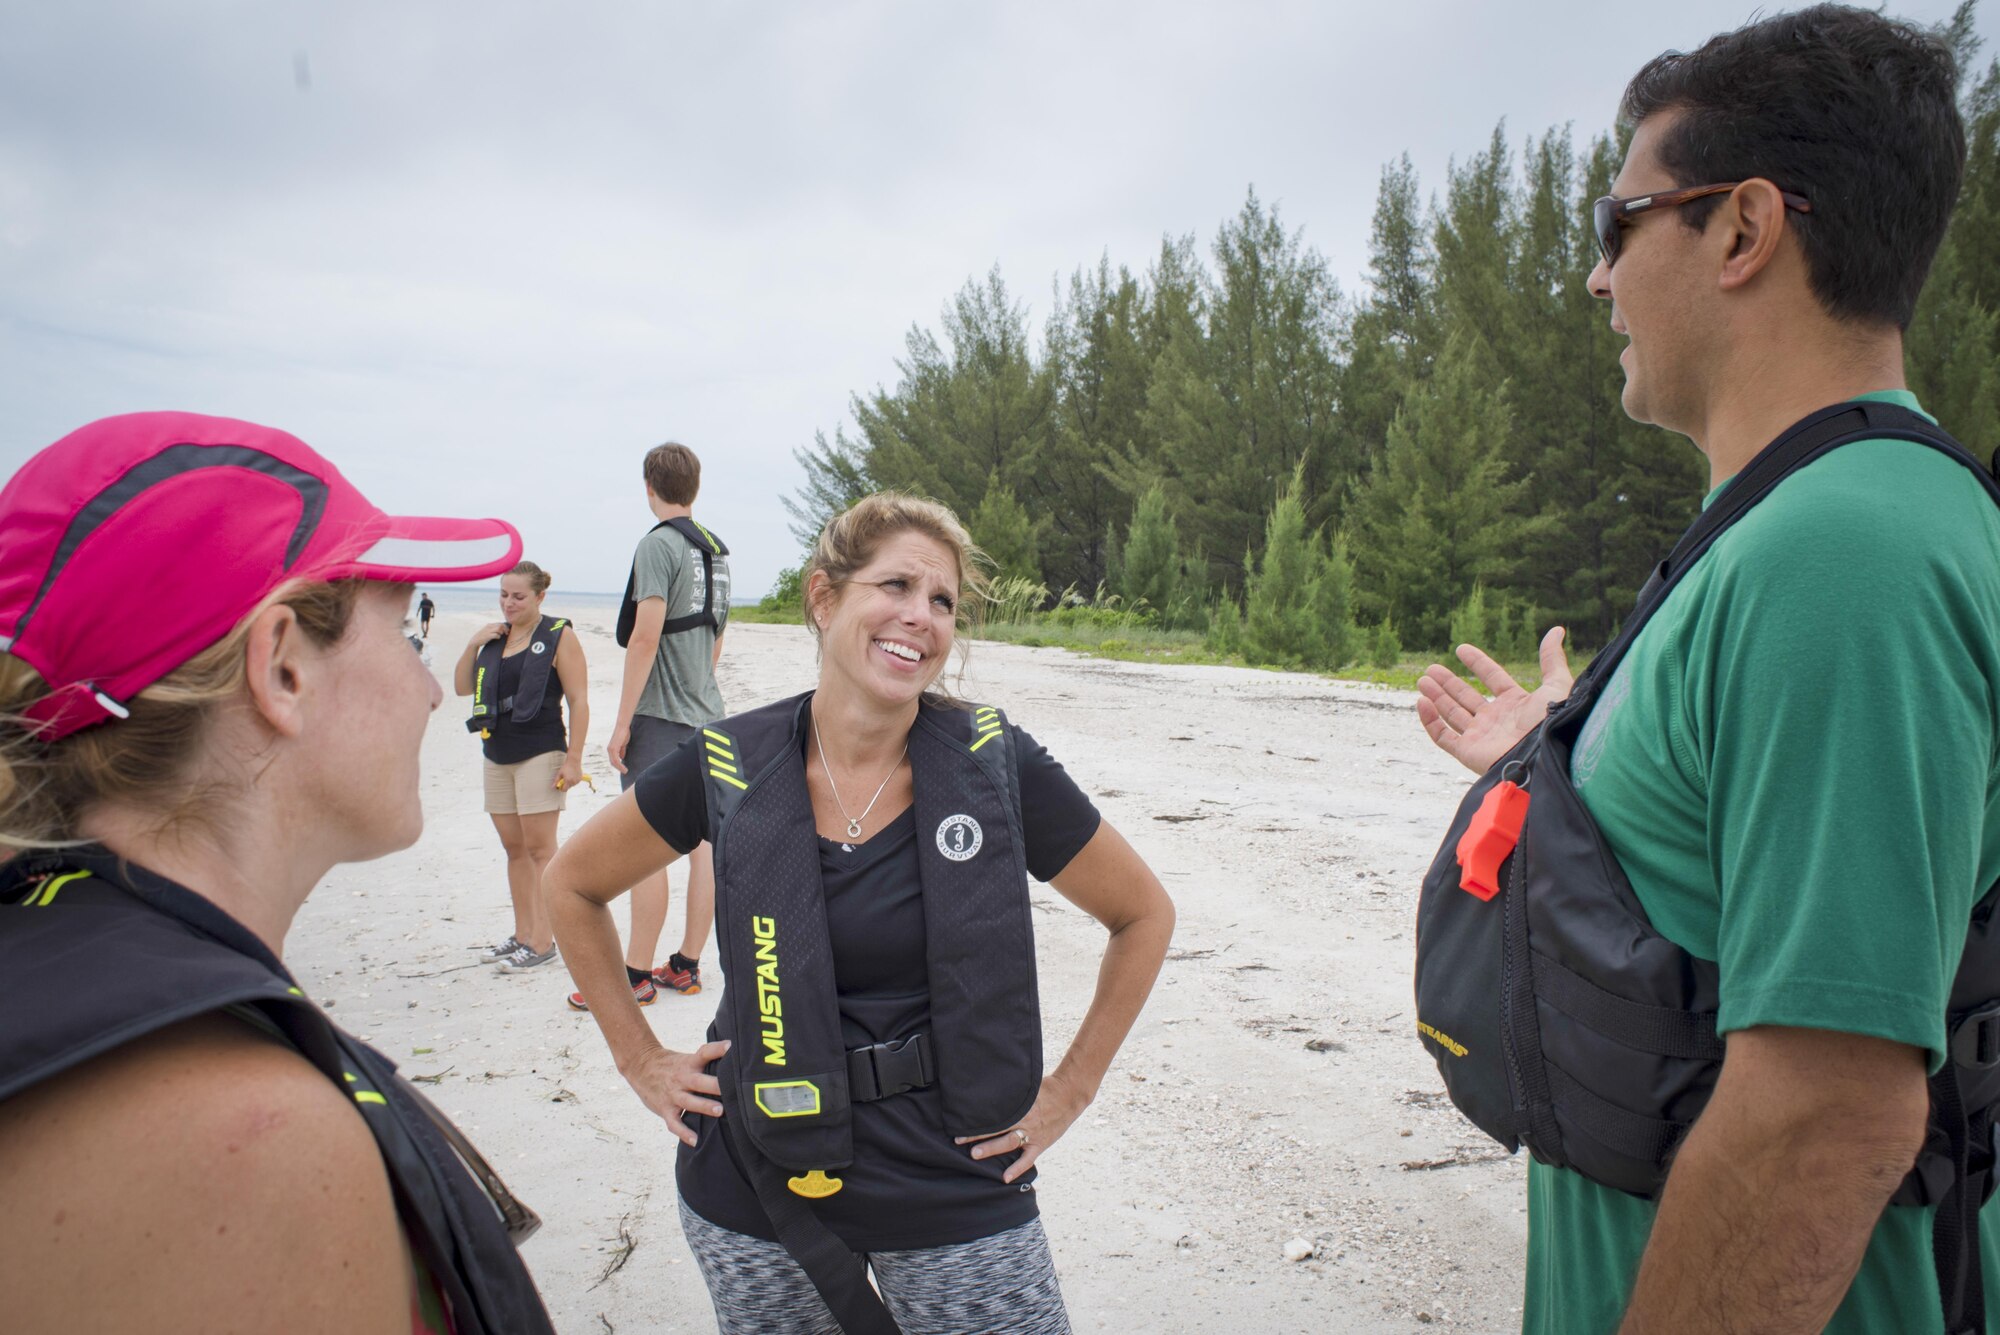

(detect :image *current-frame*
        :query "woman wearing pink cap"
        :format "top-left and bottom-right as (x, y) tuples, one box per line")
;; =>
(0, 413), (553, 1333)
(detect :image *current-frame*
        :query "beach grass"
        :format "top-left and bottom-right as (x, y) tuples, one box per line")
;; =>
(735, 604), (1562, 692)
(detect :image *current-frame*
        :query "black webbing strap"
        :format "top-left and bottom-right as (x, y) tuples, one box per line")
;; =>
(1931, 1066), (1988, 1335)
(1560, 401), (1994, 717)
(661, 518), (725, 636)
(720, 1108), (901, 1334)
(1545, 1065), (1690, 1167)
(1536, 956), (1726, 1062)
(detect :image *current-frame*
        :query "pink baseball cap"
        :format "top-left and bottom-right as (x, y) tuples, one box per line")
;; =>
(0, 411), (523, 741)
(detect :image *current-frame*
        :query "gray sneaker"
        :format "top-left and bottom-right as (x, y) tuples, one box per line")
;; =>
(497, 943), (559, 971)
(478, 935), (522, 961)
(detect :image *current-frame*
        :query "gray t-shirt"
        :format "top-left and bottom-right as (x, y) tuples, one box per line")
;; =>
(632, 522), (730, 725)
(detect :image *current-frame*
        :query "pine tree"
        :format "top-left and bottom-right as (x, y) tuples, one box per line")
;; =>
(1314, 534), (1360, 668)
(1120, 485), (1183, 626)
(1371, 618), (1403, 669)
(1348, 330), (1535, 652)
(969, 473), (1042, 587)
(1240, 479), (1320, 667)
(1448, 582), (1493, 651)
(1041, 257), (1152, 591)
(785, 427), (876, 552)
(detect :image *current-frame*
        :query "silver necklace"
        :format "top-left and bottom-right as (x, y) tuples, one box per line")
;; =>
(812, 719), (906, 840)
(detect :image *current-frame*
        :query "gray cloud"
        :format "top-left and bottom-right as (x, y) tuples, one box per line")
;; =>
(4, 0), (1990, 596)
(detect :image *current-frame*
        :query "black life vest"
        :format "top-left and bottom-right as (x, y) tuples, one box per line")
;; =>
(616, 516), (729, 648)
(0, 847), (553, 1335)
(1415, 401), (2000, 1334)
(700, 691), (1041, 1334)
(464, 613), (567, 738)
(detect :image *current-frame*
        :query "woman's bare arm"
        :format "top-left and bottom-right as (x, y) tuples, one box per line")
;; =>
(543, 795), (724, 1144)
(964, 818), (1175, 1180)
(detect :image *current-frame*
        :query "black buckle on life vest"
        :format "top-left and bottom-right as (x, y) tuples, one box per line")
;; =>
(846, 1032), (934, 1103)
(1950, 1004), (2000, 1070)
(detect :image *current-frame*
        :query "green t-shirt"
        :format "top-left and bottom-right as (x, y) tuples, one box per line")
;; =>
(631, 521), (730, 726)
(1528, 392), (2000, 1333)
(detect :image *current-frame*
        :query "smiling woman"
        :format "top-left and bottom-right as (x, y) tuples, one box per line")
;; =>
(544, 491), (1175, 1335)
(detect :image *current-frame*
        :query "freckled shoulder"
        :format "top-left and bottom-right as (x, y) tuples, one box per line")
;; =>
(0, 1011), (410, 1331)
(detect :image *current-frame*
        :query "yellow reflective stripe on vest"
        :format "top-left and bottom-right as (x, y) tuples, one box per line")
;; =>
(704, 728), (747, 787)
(19, 870), (91, 907)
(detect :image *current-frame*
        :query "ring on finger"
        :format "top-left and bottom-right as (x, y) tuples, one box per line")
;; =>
(1016, 1127), (1030, 1146)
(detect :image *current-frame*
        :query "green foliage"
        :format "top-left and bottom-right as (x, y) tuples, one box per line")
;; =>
(758, 565), (805, 616)
(798, 71), (2000, 660)
(1205, 594), (1243, 656)
(1241, 467), (1357, 669)
(1348, 331), (1536, 652)
(1448, 582), (1493, 651)
(1371, 618), (1403, 669)
(1119, 485), (1189, 629)
(969, 473), (1043, 586)
(985, 574), (1050, 626)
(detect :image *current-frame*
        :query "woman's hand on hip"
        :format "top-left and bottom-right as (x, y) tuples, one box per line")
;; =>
(623, 1040), (730, 1147)
(957, 1071), (1090, 1184)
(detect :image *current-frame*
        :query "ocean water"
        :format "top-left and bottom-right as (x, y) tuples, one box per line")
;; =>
(417, 586), (755, 617)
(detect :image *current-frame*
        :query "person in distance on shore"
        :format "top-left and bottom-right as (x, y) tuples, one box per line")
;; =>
(1412, 7), (1996, 1332)
(591, 440), (731, 1010)
(0, 412), (552, 1333)
(545, 493), (1175, 1334)
(419, 588), (436, 640)
(454, 559), (590, 972)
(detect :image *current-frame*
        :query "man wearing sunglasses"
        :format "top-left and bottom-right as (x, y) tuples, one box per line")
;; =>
(1413, 6), (1996, 1332)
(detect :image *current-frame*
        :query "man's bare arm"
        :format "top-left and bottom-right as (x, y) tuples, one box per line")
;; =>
(609, 597), (665, 773)
(1621, 1026), (1928, 1334)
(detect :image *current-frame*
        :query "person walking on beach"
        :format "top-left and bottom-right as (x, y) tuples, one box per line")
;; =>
(419, 589), (436, 639)
(545, 493), (1174, 1334)
(455, 560), (589, 973)
(591, 440), (731, 1010)
(0, 412), (552, 1333)
(1411, 9), (1999, 1332)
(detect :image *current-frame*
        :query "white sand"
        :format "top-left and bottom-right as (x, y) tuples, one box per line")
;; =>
(294, 608), (1528, 1333)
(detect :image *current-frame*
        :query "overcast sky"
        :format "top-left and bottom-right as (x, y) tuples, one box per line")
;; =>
(4, 1), (1992, 598)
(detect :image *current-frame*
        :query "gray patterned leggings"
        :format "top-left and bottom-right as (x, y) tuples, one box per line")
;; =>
(678, 1199), (1072, 1335)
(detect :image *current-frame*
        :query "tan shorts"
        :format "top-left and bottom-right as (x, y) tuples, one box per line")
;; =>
(484, 751), (568, 816)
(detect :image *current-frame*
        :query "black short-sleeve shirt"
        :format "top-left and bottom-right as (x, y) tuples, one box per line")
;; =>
(632, 716), (1101, 1251)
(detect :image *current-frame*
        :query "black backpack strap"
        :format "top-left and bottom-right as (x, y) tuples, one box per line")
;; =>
(660, 517), (726, 636)
(1561, 401), (1989, 718)
(1930, 1064), (1989, 1335)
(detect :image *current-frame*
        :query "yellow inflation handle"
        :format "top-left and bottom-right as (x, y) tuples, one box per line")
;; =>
(787, 1170), (844, 1199)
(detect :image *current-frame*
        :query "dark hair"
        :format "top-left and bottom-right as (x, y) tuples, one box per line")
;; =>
(1621, 3), (1964, 329)
(505, 561), (552, 596)
(644, 442), (701, 506)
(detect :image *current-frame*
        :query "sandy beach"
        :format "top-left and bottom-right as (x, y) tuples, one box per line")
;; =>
(294, 606), (1528, 1333)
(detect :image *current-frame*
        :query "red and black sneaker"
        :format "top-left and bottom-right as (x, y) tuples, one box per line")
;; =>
(567, 976), (657, 1011)
(652, 959), (702, 996)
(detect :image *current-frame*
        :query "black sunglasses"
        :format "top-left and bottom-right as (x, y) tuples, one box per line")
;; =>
(1592, 182), (1813, 267)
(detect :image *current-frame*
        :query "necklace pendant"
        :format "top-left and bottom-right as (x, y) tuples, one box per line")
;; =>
(845, 819), (863, 839)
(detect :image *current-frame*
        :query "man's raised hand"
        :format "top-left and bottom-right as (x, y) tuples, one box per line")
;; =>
(1415, 627), (1575, 775)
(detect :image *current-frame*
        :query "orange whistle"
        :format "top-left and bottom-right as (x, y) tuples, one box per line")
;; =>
(1456, 781), (1529, 902)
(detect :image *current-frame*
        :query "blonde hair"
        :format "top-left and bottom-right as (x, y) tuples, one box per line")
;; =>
(0, 579), (364, 852)
(506, 561), (552, 596)
(802, 493), (990, 702)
